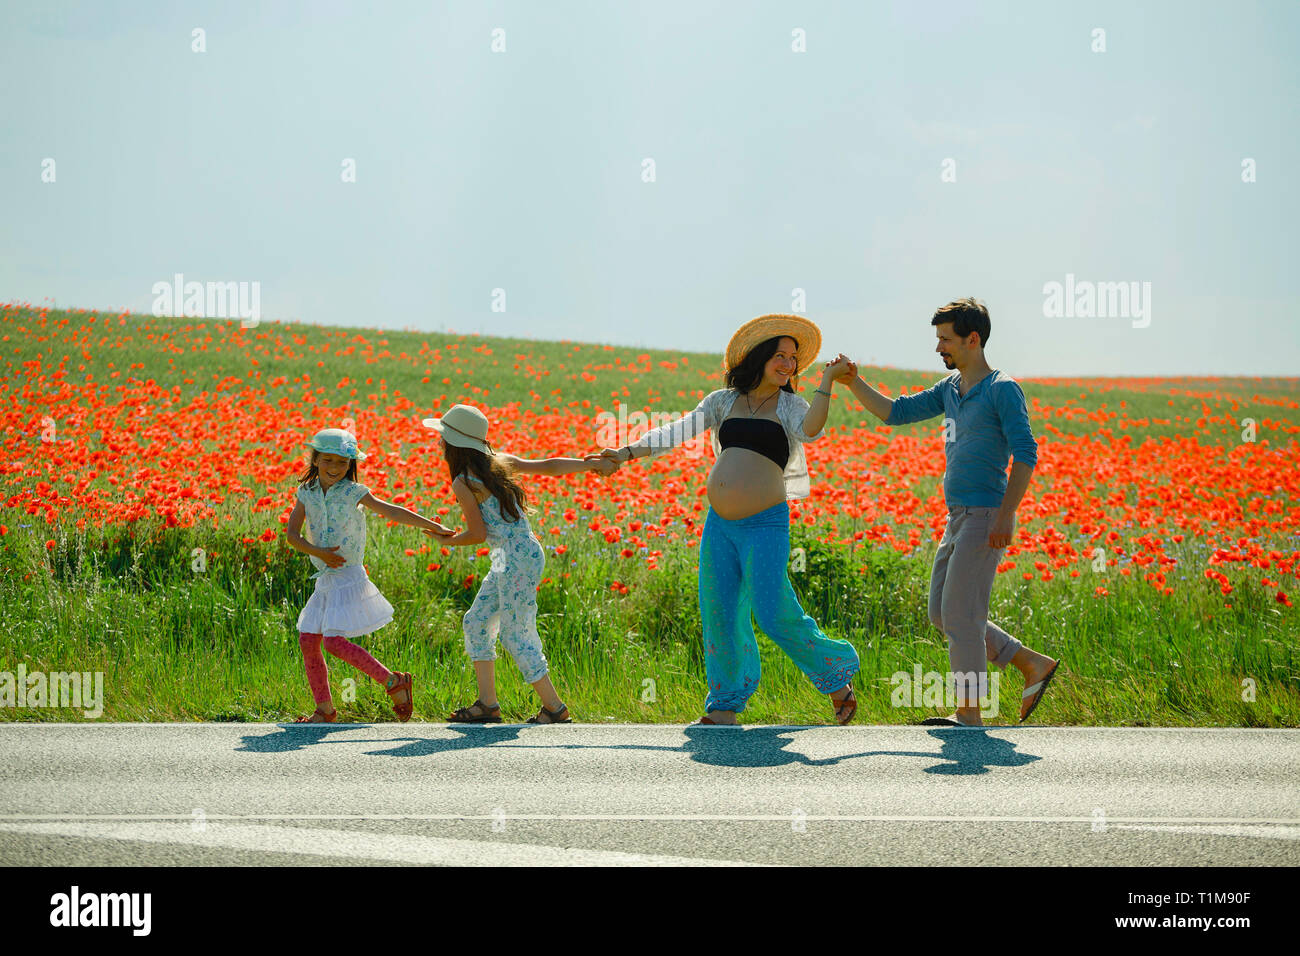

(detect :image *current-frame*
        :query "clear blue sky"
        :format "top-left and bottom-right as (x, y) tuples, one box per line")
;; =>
(2, 0), (1296, 376)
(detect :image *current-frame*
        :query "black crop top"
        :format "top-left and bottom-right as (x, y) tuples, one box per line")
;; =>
(717, 417), (788, 469)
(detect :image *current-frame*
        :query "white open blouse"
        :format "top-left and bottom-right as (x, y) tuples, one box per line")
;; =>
(625, 387), (824, 500)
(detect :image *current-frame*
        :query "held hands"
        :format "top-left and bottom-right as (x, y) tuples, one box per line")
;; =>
(316, 545), (346, 569)
(416, 514), (456, 540)
(584, 452), (619, 476)
(597, 447), (628, 470)
(822, 353), (857, 385)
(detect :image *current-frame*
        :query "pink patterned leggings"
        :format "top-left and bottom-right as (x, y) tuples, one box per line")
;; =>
(298, 632), (393, 707)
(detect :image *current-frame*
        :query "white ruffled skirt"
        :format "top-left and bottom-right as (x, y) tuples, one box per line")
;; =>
(297, 564), (394, 638)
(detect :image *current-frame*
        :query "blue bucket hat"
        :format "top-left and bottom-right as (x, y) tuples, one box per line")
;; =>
(304, 427), (367, 460)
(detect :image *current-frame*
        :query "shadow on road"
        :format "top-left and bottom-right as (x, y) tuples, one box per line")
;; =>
(679, 726), (922, 768)
(357, 725), (527, 758)
(235, 723), (1040, 774)
(920, 728), (1041, 775)
(236, 723), (525, 756)
(676, 727), (1039, 773)
(236, 723), (360, 753)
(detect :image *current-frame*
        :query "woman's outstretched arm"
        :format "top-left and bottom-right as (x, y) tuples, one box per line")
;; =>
(602, 391), (720, 464)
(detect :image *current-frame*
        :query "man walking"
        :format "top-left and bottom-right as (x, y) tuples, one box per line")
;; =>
(835, 298), (1059, 725)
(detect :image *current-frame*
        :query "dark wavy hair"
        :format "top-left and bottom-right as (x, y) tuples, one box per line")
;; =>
(724, 334), (799, 395)
(442, 443), (532, 523)
(297, 449), (358, 487)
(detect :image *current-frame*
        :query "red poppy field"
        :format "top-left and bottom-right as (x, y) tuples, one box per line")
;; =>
(2, 302), (1297, 725)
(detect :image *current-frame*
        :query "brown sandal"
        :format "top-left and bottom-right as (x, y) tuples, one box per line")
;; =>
(385, 672), (414, 722)
(293, 706), (338, 724)
(527, 703), (572, 724)
(449, 698), (502, 723)
(831, 686), (857, 725)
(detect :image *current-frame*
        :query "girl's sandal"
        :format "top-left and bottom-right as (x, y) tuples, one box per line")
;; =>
(385, 672), (414, 722)
(293, 706), (338, 724)
(527, 703), (572, 724)
(448, 699), (502, 724)
(831, 686), (857, 725)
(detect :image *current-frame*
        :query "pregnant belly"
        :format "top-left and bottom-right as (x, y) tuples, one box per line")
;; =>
(707, 448), (786, 519)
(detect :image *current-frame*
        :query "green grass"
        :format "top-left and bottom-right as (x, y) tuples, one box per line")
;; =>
(1, 515), (1295, 725)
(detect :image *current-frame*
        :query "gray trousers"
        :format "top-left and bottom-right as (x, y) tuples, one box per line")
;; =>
(928, 506), (1023, 702)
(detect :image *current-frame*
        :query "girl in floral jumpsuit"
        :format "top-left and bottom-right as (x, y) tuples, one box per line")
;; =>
(423, 404), (615, 724)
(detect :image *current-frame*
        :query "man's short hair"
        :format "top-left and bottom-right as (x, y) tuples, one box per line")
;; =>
(932, 297), (991, 348)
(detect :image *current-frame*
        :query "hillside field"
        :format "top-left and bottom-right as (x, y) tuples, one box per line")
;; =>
(1, 302), (1297, 725)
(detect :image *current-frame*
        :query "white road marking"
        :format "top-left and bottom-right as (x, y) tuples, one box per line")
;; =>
(1, 813), (1298, 824)
(1113, 824), (1300, 841)
(0, 821), (768, 866)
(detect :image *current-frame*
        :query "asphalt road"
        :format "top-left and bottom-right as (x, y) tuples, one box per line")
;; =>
(1, 724), (1296, 866)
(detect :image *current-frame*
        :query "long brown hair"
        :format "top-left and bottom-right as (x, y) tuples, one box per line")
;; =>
(297, 449), (359, 487)
(444, 443), (532, 522)
(724, 334), (798, 396)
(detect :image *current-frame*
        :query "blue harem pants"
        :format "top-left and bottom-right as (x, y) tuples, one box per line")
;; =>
(698, 501), (860, 713)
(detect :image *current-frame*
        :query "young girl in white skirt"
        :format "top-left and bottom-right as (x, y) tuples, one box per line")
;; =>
(422, 404), (614, 724)
(286, 427), (453, 723)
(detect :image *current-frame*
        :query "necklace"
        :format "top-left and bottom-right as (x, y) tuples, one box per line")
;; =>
(745, 388), (777, 417)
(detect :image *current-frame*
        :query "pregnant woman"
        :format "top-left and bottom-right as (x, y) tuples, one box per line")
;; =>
(601, 314), (860, 725)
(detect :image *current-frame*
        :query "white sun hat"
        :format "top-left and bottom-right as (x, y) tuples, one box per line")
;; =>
(422, 404), (492, 453)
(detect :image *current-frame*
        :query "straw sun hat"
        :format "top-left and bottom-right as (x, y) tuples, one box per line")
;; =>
(724, 314), (822, 376)
(422, 403), (492, 453)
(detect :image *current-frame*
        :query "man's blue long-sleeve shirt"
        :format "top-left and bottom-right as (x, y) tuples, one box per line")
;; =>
(884, 369), (1038, 507)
